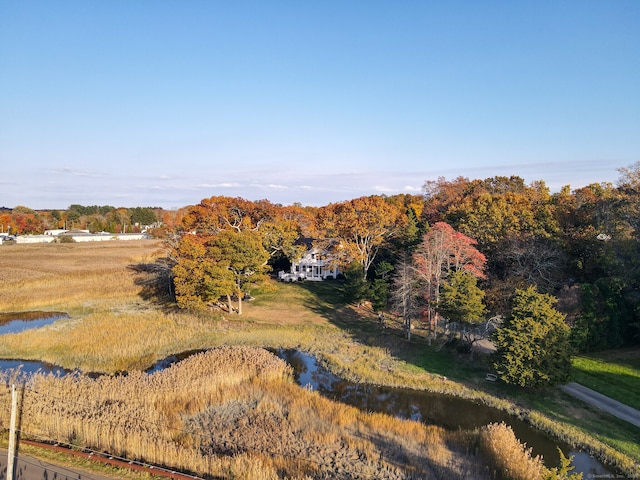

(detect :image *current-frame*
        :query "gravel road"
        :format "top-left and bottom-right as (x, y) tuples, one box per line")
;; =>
(560, 382), (640, 428)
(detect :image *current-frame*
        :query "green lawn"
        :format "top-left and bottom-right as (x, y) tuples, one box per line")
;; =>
(571, 348), (640, 411)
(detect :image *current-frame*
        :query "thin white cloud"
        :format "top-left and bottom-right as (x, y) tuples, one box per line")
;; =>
(3, 159), (630, 210)
(196, 182), (243, 188)
(50, 167), (104, 178)
(249, 183), (289, 190)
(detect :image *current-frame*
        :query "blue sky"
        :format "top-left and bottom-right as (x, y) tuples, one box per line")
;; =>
(1, 1), (638, 210)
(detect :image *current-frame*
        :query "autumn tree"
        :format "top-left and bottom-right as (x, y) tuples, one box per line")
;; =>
(209, 230), (270, 315)
(445, 183), (557, 253)
(171, 234), (234, 311)
(108, 208), (132, 233)
(422, 176), (473, 225)
(493, 286), (572, 388)
(181, 196), (302, 266)
(171, 229), (270, 315)
(390, 252), (421, 340)
(182, 196), (269, 234)
(385, 193), (426, 248)
(316, 195), (405, 279)
(486, 236), (566, 315)
(553, 178), (640, 349)
(412, 222), (486, 332)
(618, 161), (640, 236)
(5, 206), (44, 234)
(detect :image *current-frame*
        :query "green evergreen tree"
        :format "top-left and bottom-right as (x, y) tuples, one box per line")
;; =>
(493, 286), (572, 388)
(130, 207), (158, 226)
(438, 270), (486, 326)
(368, 261), (393, 311)
(343, 260), (369, 305)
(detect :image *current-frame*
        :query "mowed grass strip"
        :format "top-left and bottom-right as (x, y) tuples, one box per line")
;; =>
(572, 348), (640, 411)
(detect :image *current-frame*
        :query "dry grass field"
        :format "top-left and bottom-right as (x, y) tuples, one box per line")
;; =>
(0, 241), (637, 479)
(0, 241), (160, 312)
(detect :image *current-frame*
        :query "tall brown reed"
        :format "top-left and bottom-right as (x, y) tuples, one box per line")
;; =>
(478, 422), (546, 480)
(0, 347), (494, 480)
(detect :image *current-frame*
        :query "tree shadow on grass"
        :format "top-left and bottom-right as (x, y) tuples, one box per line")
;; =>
(293, 280), (489, 382)
(128, 258), (175, 303)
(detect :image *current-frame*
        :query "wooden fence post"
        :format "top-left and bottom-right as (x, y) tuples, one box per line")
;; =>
(7, 383), (18, 480)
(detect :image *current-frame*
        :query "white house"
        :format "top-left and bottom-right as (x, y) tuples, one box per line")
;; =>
(279, 238), (341, 282)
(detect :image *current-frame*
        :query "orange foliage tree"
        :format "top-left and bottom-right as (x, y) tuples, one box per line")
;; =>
(316, 196), (406, 279)
(172, 196), (303, 313)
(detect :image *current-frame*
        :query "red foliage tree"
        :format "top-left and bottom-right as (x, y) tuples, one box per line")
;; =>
(412, 222), (486, 331)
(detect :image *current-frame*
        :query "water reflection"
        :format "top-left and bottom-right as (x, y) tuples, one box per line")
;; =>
(0, 359), (68, 377)
(0, 311), (69, 335)
(275, 349), (613, 477)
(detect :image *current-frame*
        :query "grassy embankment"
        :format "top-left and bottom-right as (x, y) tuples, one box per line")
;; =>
(572, 350), (640, 411)
(0, 241), (638, 478)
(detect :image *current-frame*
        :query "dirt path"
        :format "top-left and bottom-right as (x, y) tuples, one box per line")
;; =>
(560, 382), (640, 428)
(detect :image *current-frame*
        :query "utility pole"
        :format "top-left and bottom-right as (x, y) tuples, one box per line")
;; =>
(7, 384), (18, 480)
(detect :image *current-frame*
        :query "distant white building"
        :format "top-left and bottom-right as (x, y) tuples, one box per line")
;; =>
(12, 232), (147, 244)
(0, 233), (16, 245)
(44, 229), (72, 236)
(279, 238), (341, 282)
(15, 235), (55, 244)
(59, 232), (146, 242)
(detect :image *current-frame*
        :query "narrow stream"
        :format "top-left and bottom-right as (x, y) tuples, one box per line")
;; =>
(273, 349), (614, 477)
(0, 326), (616, 478)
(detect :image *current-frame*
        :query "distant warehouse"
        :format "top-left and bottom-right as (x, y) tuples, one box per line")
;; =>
(11, 230), (147, 244)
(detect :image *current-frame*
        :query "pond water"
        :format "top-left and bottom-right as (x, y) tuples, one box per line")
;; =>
(0, 311), (69, 335)
(274, 349), (613, 477)
(0, 359), (68, 377)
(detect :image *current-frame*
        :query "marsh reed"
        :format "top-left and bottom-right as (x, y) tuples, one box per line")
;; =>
(0, 347), (500, 479)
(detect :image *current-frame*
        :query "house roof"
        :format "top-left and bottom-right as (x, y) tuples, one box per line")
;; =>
(295, 237), (341, 252)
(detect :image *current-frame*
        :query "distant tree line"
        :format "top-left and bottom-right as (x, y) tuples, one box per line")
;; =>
(0, 205), (174, 236)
